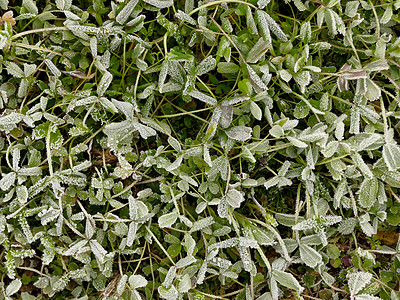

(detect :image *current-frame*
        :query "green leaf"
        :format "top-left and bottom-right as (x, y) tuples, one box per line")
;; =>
(294, 101), (310, 119)
(382, 143), (400, 171)
(299, 244), (322, 268)
(272, 270), (304, 292)
(287, 136), (308, 148)
(97, 71), (113, 97)
(226, 189), (244, 208)
(242, 145), (256, 163)
(6, 279), (22, 296)
(158, 211), (178, 228)
(129, 274), (148, 289)
(358, 177), (378, 208)
(250, 101), (262, 120)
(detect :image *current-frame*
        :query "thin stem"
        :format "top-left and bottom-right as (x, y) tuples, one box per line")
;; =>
(11, 27), (69, 40)
(145, 226), (176, 266)
(368, 0), (381, 40)
(189, 0), (257, 16)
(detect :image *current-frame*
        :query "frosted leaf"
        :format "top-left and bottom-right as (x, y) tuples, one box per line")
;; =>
(299, 21), (311, 43)
(203, 144), (212, 166)
(221, 96), (250, 106)
(195, 56), (216, 76)
(219, 105), (233, 128)
(226, 126), (252, 141)
(0, 0), (8, 9)
(45, 59), (61, 77)
(89, 240), (107, 264)
(213, 226), (232, 237)
(97, 71), (112, 97)
(278, 161), (291, 176)
(238, 245), (252, 272)
(287, 136), (307, 148)
(247, 64), (268, 92)
(218, 62), (240, 73)
(364, 58), (389, 72)
(177, 274), (191, 293)
(279, 69), (292, 83)
(16, 185), (28, 204)
(0, 172), (15, 191)
(180, 174), (198, 187)
(116, 274), (128, 296)
(250, 101), (262, 120)
(143, 0), (173, 8)
(52, 1), (68, 11)
(166, 155), (183, 171)
(358, 105), (380, 123)
(23, 0), (38, 15)
(347, 272), (373, 297)
(338, 218), (357, 235)
(226, 189), (244, 208)
(141, 118), (171, 135)
(263, 11), (288, 41)
(163, 266), (176, 288)
(351, 153), (373, 178)
(293, 70), (311, 94)
(246, 37), (270, 63)
(132, 122), (157, 139)
(298, 125), (328, 142)
(299, 244), (322, 267)
(350, 107), (360, 134)
(175, 9), (196, 25)
(355, 295), (382, 300)
(128, 196), (138, 220)
(324, 9), (337, 36)
(116, 0), (139, 24)
(272, 270), (304, 293)
(189, 216), (214, 233)
(129, 274), (148, 289)
(188, 90), (217, 106)
(357, 133), (382, 151)
(176, 255), (197, 268)
(359, 177), (378, 208)
(382, 143), (400, 171)
(243, 8), (257, 36)
(23, 63), (36, 77)
(345, 1), (359, 17)
(64, 239), (88, 256)
(334, 178), (347, 209)
(380, 5), (393, 24)
(6, 279), (22, 296)
(196, 260), (207, 284)
(257, 0), (270, 9)
(218, 197), (229, 218)
(6, 62), (24, 78)
(264, 176), (280, 190)
(158, 211), (178, 228)
(256, 10), (271, 44)
(168, 136), (181, 152)
(365, 78), (381, 101)
(242, 145), (256, 163)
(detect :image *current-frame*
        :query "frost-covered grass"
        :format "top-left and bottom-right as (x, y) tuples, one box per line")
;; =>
(1, 0), (400, 299)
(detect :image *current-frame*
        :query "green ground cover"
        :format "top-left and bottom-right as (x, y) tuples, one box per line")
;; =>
(1, 0), (400, 299)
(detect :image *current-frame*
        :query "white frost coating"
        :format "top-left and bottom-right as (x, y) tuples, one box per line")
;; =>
(143, 0), (173, 8)
(188, 90), (217, 106)
(116, 0), (139, 24)
(195, 55), (216, 76)
(97, 71), (113, 97)
(175, 10), (196, 26)
(347, 272), (373, 297)
(247, 64), (268, 92)
(226, 126), (252, 142)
